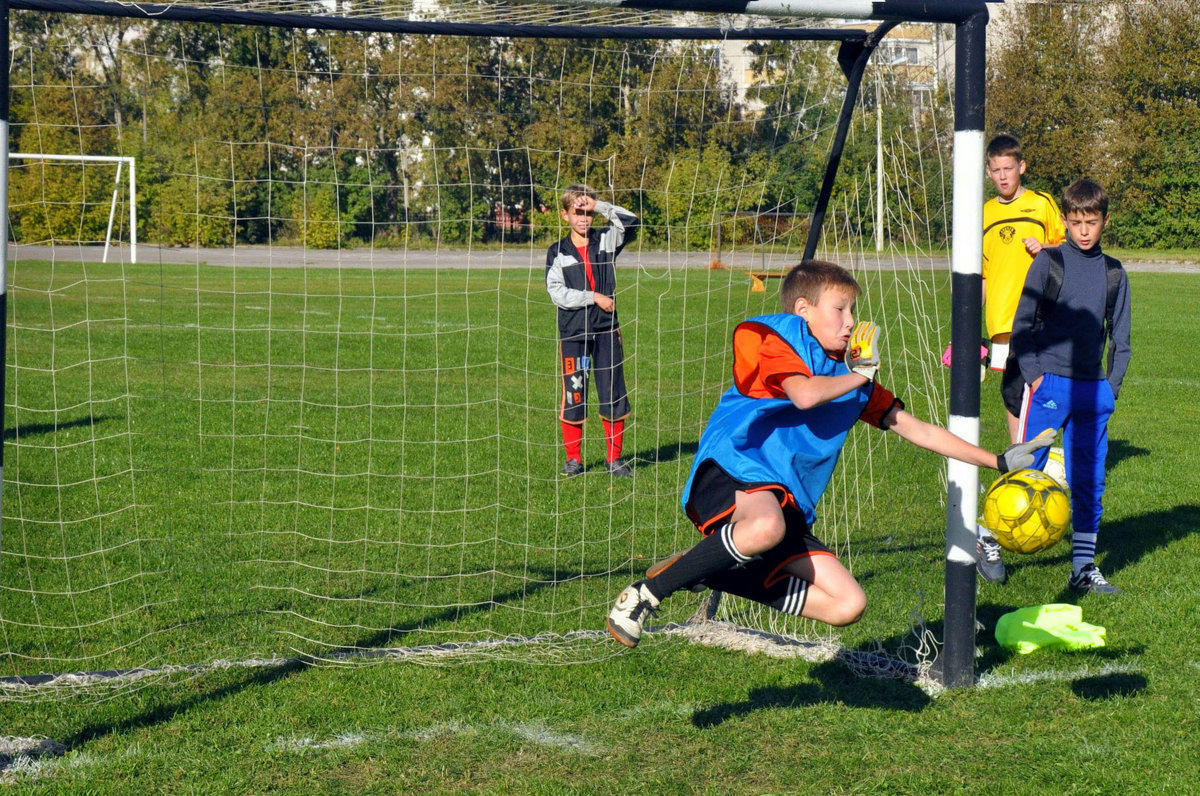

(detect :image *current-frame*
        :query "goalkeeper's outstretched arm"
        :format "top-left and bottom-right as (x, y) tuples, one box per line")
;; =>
(881, 408), (1053, 473)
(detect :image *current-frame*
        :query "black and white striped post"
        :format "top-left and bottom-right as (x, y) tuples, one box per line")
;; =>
(939, 6), (990, 689)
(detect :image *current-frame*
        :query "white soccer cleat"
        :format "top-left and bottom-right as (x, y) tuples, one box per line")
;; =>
(605, 582), (659, 648)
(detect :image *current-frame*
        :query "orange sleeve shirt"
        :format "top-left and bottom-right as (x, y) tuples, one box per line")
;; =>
(732, 325), (900, 428)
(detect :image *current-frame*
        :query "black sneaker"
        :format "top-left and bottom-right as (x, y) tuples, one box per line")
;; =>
(976, 528), (1008, 585)
(605, 458), (632, 477)
(1068, 563), (1122, 595)
(559, 459), (584, 477)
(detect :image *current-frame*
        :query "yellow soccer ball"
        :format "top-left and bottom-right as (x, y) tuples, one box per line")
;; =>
(1043, 446), (1068, 490)
(981, 468), (1071, 554)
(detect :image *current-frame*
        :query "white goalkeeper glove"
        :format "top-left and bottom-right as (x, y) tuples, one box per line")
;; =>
(846, 321), (880, 381)
(997, 428), (1055, 473)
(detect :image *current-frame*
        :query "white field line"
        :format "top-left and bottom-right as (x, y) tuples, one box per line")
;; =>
(270, 721), (600, 756)
(0, 738), (141, 785)
(975, 661), (1142, 690)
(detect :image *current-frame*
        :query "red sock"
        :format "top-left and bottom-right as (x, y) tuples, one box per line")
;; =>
(602, 418), (624, 462)
(561, 421), (583, 462)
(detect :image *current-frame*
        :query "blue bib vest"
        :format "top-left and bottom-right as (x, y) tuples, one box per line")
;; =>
(682, 313), (876, 525)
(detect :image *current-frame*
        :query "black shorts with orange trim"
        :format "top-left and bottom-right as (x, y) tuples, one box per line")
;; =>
(558, 332), (630, 424)
(685, 461), (824, 549)
(684, 461), (834, 607)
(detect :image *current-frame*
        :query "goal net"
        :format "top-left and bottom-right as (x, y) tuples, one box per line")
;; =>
(2, 0), (964, 698)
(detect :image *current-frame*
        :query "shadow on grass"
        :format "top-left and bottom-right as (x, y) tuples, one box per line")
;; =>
(53, 564), (595, 751)
(336, 564), (611, 651)
(1091, 502), (1199, 578)
(1071, 671), (1147, 699)
(979, 502), (1200, 598)
(63, 658), (309, 751)
(556, 438), (696, 475)
(691, 659), (930, 728)
(3, 415), (110, 441)
(1106, 438), (1151, 469)
(624, 439), (699, 470)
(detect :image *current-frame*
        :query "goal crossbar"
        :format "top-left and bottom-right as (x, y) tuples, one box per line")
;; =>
(9, 0), (871, 41)
(9, 0), (994, 28)
(509, 0), (991, 24)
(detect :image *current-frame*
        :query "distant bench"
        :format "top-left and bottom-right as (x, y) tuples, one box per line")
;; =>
(747, 271), (785, 292)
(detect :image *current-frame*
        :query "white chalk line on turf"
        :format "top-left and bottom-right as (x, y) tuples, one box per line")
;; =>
(268, 721), (600, 756)
(975, 661), (1141, 690)
(266, 732), (369, 753)
(403, 721), (599, 755)
(0, 737), (143, 785)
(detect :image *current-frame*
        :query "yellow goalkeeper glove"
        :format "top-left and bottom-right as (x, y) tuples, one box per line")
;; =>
(846, 321), (880, 381)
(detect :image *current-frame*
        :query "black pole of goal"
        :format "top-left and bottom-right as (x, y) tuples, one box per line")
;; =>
(937, 7), (989, 690)
(801, 21), (896, 261)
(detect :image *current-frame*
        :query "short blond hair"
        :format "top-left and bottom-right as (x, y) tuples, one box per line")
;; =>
(560, 183), (597, 211)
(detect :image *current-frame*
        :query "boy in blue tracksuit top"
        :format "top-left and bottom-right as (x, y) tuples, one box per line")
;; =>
(1004, 178), (1132, 595)
(604, 259), (1052, 647)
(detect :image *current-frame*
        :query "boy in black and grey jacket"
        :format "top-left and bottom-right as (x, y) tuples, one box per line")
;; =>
(545, 183), (639, 477)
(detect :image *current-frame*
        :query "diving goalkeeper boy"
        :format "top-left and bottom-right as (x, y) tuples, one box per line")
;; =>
(606, 259), (1052, 646)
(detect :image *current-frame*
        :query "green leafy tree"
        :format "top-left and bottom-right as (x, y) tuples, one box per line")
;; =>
(522, 39), (648, 193)
(1101, 0), (1200, 248)
(986, 2), (1104, 198)
(155, 169), (236, 247)
(305, 30), (420, 243)
(8, 14), (130, 243)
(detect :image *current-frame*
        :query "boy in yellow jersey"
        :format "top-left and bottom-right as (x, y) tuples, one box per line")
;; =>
(977, 135), (1065, 585)
(982, 134), (1065, 444)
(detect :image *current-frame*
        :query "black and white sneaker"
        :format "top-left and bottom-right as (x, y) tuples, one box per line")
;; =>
(559, 459), (584, 477)
(977, 527), (1007, 585)
(1068, 563), (1122, 595)
(605, 582), (660, 647)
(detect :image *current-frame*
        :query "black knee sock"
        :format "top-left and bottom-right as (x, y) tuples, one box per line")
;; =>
(644, 523), (752, 600)
(764, 577), (809, 617)
(704, 569), (810, 618)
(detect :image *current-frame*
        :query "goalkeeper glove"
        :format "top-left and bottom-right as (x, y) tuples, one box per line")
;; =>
(997, 428), (1055, 473)
(846, 321), (880, 381)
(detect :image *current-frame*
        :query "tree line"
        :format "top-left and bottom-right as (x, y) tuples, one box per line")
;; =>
(987, 0), (1200, 249)
(8, 2), (1198, 252)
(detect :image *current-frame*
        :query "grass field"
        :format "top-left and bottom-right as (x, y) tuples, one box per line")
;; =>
(1, 259), (1198, 793)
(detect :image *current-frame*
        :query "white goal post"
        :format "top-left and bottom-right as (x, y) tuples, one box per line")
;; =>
(8, 152), (137, 263)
